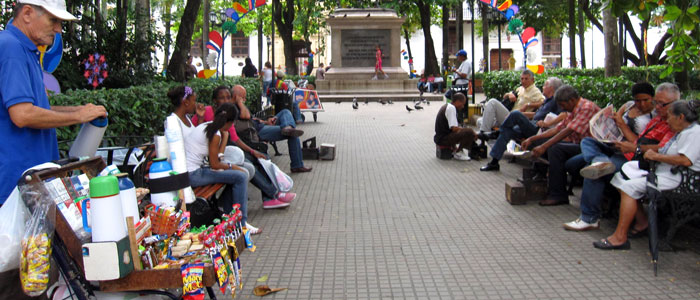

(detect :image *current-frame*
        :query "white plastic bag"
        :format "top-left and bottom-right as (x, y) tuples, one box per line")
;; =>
(0, 188), (29, 272)
(258, 159), (293, 193)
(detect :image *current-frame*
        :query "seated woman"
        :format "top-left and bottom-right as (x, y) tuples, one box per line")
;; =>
(182, 102), (261, 234)
(594, 100), (700, 250)
(193, 86), (296, 210)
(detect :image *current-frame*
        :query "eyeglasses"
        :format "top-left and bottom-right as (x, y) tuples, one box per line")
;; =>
(653, 100), (674, 107)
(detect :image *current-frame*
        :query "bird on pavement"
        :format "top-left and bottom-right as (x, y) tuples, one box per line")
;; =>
(406, 105), (413, 112)
(366, 13), (371, 17)
(414, 103), (424, 110)
(352, 97), (358, 110)
(426, 100), (430, 105)
(380, 99), (386, 105)
(364, 99), (369, 105)
(388, 100), (394, 104)
(335, 100), (341, 104)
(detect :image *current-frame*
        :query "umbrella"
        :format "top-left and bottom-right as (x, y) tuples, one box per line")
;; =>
(645, 161), (660, 276)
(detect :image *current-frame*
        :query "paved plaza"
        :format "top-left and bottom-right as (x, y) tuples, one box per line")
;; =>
(232, 100), (700, 299)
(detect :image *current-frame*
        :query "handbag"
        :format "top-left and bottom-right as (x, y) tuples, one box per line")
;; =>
(631, 123), (661, 171)
(257, 159), (293, 192)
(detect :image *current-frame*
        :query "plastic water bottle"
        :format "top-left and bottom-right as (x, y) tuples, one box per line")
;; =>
(69, 117), (108, 158)
(116, 173), (140, 225)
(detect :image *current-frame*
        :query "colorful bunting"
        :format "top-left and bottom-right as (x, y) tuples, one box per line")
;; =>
(521, 27), (536, 43)
(209, 31), (223, 48)
(82, 53), (108, 89)
(255, 0), (266, 7)
(498, 0), (512, 11)
(525, 38), (539, 49)
(39, 33), (63, 73)
(526, 64), (544, 74)
(197, 69), (217, 79)
(232, 2), (248, 14)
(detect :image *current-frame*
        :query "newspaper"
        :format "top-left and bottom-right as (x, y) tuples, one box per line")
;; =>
(588, 104), (624, 143)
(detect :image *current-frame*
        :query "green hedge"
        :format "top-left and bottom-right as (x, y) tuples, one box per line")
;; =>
(51, 77), (261, 152)
(482, 66), (698, 109)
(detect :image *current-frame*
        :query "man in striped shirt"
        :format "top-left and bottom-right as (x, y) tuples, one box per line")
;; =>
(522, 85), (601, 206)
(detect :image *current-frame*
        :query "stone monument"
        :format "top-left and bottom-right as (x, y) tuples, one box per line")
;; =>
(316, 8), (418, 97)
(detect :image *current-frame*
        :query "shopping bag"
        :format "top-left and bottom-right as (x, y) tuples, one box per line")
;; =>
(18, 182), (55, 296)
(0, 188), (29, 272)
(257, 159), (293, 193)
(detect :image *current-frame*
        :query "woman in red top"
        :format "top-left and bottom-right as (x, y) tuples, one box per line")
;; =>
(372, 44), (388, 80)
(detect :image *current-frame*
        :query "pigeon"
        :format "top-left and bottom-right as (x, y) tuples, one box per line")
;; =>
(388, 100), (394, 105)
(343, 14), (347, 18)
(380, 99), (386, 105)
(414, 103), (424, 110)
(335, 100), (342, 104)
(364, 99), (369, 105)
(366, 13), (371, 17)
(406, 105), (413, 112)
(352, 102), (358, 110)
(426, 100), (430, 105)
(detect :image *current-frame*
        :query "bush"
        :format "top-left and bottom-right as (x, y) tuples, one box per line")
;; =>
(51, 78), (261, 152)
(481, 66), (688, 109)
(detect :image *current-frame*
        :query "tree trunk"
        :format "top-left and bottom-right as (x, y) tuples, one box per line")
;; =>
(577, 0), (586, 68)
(417, 0), (439, 75)
(568, 0), (576, 67)
(457, 1), (463, 50)
(258, 17), (263, 75)
(603, 3), (621, 77)
(202, 0), (210, 69)
(134, 0), (150, 71)
(404, 28), (414, 61)
(163, 4), (172, 71)
(116, 0), (129, 70)
(442, 3), (450, 72)
(272, 0), (297, 75)
(480, 3), (489, 72)
(167, 0), (203, 82)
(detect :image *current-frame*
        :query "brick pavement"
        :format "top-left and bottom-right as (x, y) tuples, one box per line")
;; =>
(224, 101), (700, 299)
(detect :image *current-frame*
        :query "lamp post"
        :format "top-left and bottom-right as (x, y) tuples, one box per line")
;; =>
(209, 10), (228, 78)
(486, 9), (506, 71)
(266, 37), (271, 63)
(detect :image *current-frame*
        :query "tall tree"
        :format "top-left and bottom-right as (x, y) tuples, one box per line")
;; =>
(603, 1), (620, 77)
(416, 0), (440, 75)
(480, 3), (489, 72)
(134, 0), (151, 71)
(442, 3), (450, 72)
(568, 0), (577, 67)
(168, 0), (203, 81)
(457, 1), (463, 50)
(578, 0), (586, 68)
(272, 0), (297, 75)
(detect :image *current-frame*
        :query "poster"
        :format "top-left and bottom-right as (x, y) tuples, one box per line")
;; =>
(294, 89), (324, 112)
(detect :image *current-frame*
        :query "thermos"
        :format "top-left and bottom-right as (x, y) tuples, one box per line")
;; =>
(149, 158), (177, 207)
(116, 173), (140, 225)
(85, 175), (127, 242)
(69, 117), (108, 158)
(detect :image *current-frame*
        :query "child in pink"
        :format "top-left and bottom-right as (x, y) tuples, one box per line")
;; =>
(372, 44), (388, 80)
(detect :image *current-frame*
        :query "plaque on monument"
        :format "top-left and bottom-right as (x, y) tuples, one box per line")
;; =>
(340, 29), (391, 67)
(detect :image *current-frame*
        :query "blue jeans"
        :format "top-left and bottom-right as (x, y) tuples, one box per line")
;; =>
(577, 137), (628, 223)
(189, 167), (249, 223)
(262, 80), (272, 106)
(489, 111), (540, 161)
(258, 109), (305, 169)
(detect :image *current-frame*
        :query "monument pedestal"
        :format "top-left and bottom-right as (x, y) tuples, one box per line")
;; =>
(316, 8), (425, 101)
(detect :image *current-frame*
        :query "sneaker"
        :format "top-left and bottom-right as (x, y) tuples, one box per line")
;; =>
(245, 222), (262, 235)
(580, 162), (616, 180)
(263, 199), (290, 209)
(563, 218), (600, 231)
(277, 192), (296, 203)
(371, 75), (378, 80)
(453, 150), (471, 161)
(384, 74), (389, 79)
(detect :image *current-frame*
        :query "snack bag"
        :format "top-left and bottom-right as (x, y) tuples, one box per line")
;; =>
(181, 263), (205, 300)
(18, 183), (55, 297)
(212, 252), (229, 294)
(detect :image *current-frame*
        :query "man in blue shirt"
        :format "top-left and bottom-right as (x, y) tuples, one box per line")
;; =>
(0, 0), (107, 204)
(480, 77), (565, 171)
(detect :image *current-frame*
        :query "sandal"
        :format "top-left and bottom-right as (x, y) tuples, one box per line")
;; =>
(628, 226), (648, 239)
(593, 238), (630, 250)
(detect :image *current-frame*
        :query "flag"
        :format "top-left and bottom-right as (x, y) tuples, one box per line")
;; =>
(255, 0), (266, 7)
(498, 0), (512, 11)
(232, 2), (248, 14)
(248, 0), (254, 10)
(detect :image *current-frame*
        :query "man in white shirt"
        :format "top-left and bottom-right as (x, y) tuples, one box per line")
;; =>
(434, 93), (477, 161)
(477, 69), (545, 134)
(444, 49), (472, 101)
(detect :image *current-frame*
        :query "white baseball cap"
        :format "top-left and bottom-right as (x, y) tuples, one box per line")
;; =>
(18, 0), (78, 21)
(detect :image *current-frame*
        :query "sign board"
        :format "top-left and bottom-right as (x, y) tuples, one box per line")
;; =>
(294, 89), (324, 112)
(340, 29), (390, 67)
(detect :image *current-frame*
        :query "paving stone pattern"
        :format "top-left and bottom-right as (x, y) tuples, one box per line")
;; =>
(222, 101), (700, 299)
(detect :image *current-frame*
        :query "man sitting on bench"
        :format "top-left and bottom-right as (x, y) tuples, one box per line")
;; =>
(477, 69), (545, 136)
(480, 77), (565, 171)
(233, 85), (312, 173)
(521, 85), (601, 206)
(434, 93), (477, 161)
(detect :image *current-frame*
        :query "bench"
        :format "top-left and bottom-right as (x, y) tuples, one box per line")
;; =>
(657, 167), (700, 248)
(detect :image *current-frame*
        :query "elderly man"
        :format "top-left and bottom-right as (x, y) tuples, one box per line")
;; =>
(477, 69), (545, 135)
(563, 83), (679, 231)
(434, 93), (477, 161)
(521, 85), (601, 206)
(0, 0), (107, 204)
(481, 77), (565, 171)
(232, 85), (312, 173)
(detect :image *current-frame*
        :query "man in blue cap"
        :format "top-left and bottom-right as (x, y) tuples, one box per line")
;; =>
(0, 0), (107, 205)
(444, 49), (472, 101)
